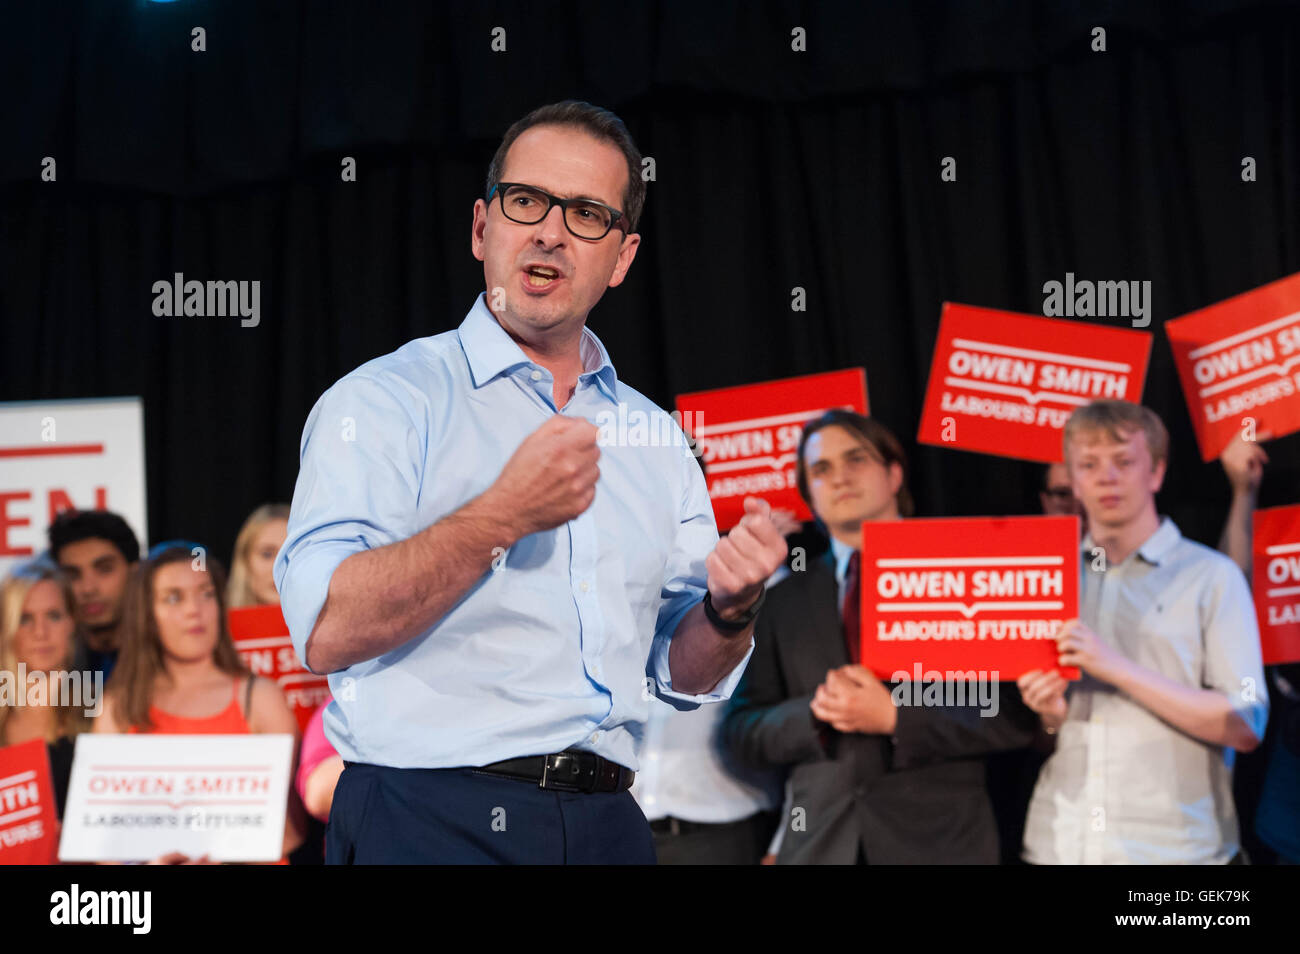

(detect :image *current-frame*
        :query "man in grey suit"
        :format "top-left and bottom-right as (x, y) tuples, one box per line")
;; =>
(722, 411), (1039, 864)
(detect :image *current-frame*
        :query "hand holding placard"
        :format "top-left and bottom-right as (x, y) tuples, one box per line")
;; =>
(1055, 618), (1131, 685)
(0, 739), (59, 865)
(1165, 271), (1300, 461)
(147, 852), (217, 865)
(1220, 431), (1269, 495)
(858, 515), (1081, 681)
(59, 734), (293, 863)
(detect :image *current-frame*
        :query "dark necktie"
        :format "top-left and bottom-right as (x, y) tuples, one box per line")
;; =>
(842, 550), (861, 665)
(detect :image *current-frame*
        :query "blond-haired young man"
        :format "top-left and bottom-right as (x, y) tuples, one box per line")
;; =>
(1018, 400), (1267, 864)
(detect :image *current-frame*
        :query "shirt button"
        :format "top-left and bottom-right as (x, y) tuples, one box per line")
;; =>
(530, 369), (542, 381)
(579, 581), (590, 593)
(589, 732), (600, 744)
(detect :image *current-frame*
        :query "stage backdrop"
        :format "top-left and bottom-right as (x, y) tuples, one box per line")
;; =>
(1, 0), (1298, 569)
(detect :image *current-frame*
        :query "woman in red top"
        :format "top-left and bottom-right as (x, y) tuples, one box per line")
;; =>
(95, 543), (303, 861)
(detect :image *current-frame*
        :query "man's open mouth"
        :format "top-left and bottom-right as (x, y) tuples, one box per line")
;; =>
(524, 265), (561, 287)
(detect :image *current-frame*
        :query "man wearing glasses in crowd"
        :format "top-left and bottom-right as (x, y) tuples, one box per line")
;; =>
(1040, 461), (1087, 537)
(276, 100), (787, 864)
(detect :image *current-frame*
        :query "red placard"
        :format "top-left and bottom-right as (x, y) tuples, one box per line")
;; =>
(1166, 272), (1300, 461)
(1251, 504), (1300, 666)
(228, 605), (330, 733)
(0, 738), (60, 865)
(917, 303), (1152, 462)
(858, 515), (1080, 681)
(675, 369), (868, 530)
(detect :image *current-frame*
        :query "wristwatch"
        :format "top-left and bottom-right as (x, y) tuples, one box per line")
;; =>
(703, 588), (766, 631)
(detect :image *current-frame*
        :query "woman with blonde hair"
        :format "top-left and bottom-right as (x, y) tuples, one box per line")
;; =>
(0, 556), (94, 817)
(227, 503), (290, 608)
(95, 542), (303, 860)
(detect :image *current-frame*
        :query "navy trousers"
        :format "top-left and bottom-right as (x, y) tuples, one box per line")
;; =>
(326, 762), (658, 864)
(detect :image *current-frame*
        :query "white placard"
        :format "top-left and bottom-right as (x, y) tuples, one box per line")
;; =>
(0, 397), (148, 577)
(58, 734), (293, 863)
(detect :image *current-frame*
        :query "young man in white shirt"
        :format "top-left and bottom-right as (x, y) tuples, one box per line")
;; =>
(1018, 400), (1268, 864)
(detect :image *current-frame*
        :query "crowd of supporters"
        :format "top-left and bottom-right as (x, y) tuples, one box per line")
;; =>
(1, 399), (1297, 864)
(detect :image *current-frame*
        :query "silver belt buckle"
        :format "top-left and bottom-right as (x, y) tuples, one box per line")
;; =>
(539, 752), (583, 792)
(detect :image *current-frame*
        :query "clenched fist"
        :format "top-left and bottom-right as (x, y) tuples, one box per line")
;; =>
(706, 496), (789, 618)
(492, 415), (600, 537)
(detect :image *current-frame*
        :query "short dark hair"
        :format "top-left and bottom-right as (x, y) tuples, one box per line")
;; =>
(795, 411), (914, 518)
(47, 510), (141, 565)
(486, 100), (646, 231)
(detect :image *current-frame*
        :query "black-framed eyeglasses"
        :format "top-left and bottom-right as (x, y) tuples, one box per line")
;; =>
(487, 182), (628, 240)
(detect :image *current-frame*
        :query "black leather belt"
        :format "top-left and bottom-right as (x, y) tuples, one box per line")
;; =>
(473, 749), (635, 794)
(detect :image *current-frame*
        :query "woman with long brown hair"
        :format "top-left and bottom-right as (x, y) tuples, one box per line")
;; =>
(94, 542), (303, 860)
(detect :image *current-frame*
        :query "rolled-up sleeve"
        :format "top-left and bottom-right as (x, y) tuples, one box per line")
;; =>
(646, 449), (754, 710)
(274, 374), (424, 671)
(1201, 560), (1269, 741)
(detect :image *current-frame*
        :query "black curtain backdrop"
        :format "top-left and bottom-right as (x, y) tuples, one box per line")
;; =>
(3, 0), (1299, 565)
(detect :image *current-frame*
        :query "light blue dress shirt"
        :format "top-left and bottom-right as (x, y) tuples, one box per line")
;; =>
(274, 294), (753, 771)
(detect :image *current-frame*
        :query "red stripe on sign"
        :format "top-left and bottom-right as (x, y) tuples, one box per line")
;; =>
(88, 765), (273, 772)
(85, 799), (272, 811)
(0, 444), (105, 458)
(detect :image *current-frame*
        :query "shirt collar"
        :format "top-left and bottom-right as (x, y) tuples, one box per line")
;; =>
(1079, 516), (1180, 567)
(458, 293), (619, 403)
(577, 323), (620, 404)
(829, 535), (856, 585)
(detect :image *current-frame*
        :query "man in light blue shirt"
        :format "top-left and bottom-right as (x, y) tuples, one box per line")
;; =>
(274, 100), (787, 864)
